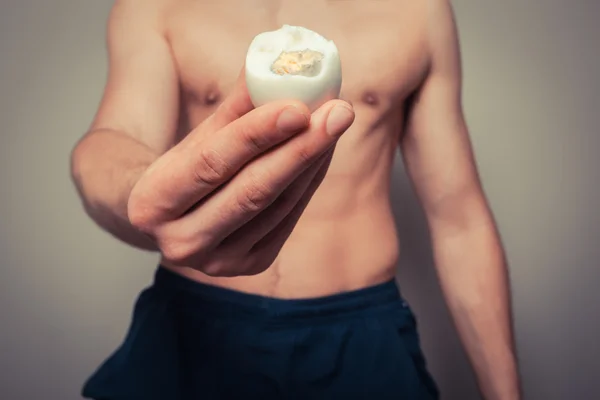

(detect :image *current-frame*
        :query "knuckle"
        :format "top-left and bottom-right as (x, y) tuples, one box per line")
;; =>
(199, 256), (241, 277)
(160, 241), (192, 265)
(194, 148), (229, 186)
(127, 198), (155, 233)
(159, 230), (215, 265)
(239, 125), (266, 154)
(199, 262), (227, 277)
(236, 173), (274, 213)
(295, 144), (315, 165)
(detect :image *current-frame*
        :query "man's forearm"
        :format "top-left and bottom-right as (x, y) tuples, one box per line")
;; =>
(429, 206), (521, 399)
(70, 129), (160, 250)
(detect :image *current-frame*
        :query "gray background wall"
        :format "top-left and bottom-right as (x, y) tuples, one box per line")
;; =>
(1, 1), (598, 399)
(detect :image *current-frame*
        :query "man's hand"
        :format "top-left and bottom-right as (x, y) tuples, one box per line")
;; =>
(70, 0), (354, 270)
(127, 70), (355, 277)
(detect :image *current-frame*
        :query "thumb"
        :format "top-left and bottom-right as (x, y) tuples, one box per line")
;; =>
(206, 65), (255, 131)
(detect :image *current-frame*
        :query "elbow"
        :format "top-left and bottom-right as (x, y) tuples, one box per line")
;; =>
(69, 134), (98, 210)
(70, 136), (89, 194)
(425, 185), (494, 235)
(69, 140), (83, 184)
(69, 135), (108, 227)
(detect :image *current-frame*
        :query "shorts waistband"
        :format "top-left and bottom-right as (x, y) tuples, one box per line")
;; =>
(153, 266), (404, 325)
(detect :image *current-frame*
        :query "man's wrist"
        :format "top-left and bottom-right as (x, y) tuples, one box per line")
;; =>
(480, 361), (522, 400)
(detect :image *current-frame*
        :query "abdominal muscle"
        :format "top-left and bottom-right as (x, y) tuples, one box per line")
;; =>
(162, 110), (403, 299)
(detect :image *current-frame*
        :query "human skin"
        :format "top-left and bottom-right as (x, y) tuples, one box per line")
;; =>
(70, 0), (521, 398)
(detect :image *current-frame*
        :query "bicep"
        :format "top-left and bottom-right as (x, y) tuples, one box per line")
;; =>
(401, 0), (484, 221)
(90, 0), (180, 154)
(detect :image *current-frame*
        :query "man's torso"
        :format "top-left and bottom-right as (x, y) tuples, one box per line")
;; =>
(159, 0), (430, 297)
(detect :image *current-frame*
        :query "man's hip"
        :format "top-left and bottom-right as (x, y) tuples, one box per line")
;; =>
(82, 266), (439, 400)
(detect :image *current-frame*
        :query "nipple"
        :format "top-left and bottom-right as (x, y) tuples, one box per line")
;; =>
(361, 91), (380, 107)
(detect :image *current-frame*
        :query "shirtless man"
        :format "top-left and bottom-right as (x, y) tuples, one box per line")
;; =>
(71, 0), (521, 398)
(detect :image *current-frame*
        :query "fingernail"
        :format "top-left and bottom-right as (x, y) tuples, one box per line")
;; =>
(326, 105), (354, 137)
(277, 106), (309, 133)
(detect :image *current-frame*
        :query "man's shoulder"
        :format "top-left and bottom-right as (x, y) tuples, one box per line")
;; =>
(108, 0), (174, 34)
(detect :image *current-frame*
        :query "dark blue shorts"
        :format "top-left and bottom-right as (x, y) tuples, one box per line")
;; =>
(82, 267), (439, 400)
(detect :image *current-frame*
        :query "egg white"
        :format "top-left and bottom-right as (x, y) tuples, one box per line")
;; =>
(245, 25), (342, 112)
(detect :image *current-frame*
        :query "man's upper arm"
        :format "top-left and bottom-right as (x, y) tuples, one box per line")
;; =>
(90, 0), (179, 154)
(401, 0), (485, 223)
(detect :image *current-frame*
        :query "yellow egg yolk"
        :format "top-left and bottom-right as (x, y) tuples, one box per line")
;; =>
(270, 49), (325, 77)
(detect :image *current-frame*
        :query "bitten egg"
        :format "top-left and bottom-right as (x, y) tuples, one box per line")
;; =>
(245, 24), (342, 112)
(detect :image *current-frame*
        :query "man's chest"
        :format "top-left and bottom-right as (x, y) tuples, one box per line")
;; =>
(164, 0), (429, 120)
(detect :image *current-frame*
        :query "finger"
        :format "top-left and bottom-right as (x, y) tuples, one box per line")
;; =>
(168, 99), (354, 245)
(242, 146), (335, 275)
(159, 148), (331, 275)
(173, 67), (254, 147)
(206, 67), (254, 131)
(129, 99), (311, 228)
(217, 146), (334, 255)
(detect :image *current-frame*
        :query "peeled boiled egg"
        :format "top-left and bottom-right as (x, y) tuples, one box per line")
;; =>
(245, 24), (342, 112)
